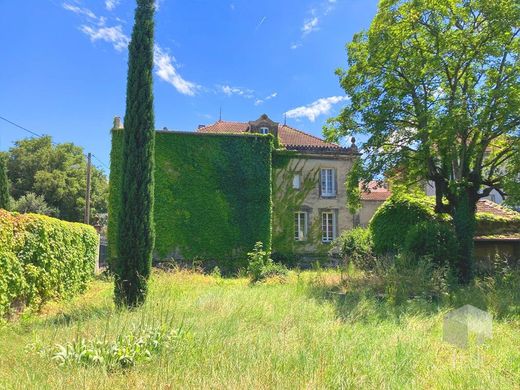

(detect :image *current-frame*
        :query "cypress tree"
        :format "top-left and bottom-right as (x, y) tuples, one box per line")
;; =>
(0, 155), (10, 210)
(114, 0), (156, 307)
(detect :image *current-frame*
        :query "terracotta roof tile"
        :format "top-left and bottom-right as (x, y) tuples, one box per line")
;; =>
(197, 121), (356, 153)
(476, 199), (519, 219)
(360, 181), (392, 201)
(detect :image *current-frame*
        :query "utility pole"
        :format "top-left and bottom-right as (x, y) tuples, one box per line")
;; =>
(84, 152), (92, 225)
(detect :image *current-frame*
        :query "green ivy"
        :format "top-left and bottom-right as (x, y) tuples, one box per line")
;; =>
(0, 209), (98, 318)
(109, 131), (272, 271)
(271, 152), (331, 260)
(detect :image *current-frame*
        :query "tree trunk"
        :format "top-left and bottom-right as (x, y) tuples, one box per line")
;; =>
(452, 190), (476, 284)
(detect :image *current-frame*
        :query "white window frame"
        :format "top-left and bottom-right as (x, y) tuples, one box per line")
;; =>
(294, 211), (308, 241)
(320, 168), (336, 197)
(292, 174), (301, 190)
(321, 211), (336, 243)
(259, 127), (269, 135)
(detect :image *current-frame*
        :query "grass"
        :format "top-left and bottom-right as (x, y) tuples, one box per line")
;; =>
(0, 269), (519, 389)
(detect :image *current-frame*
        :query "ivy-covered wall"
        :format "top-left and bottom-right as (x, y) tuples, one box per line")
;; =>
(109, 130), (272, 270)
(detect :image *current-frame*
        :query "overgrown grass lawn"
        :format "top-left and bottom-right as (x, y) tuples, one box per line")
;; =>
(0, 270), (519, 389)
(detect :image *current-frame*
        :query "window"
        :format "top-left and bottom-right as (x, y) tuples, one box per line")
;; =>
(320, 168), (336, 197)
(259, 127), (269, 135)
(292, 174), (301, 189)
(322, 211), (336, 243)
(294, 212), (307, 241)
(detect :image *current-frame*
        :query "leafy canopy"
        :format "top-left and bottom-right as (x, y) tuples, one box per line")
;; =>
(6, 136), (108, 222)
(326, 0), (520, 213)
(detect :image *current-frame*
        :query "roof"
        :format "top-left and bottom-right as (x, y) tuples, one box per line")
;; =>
(475, 199), (519, 219)
(360, 181), (392, 201)
(197, 120), (357, 154)
(360, 182), (519, 220)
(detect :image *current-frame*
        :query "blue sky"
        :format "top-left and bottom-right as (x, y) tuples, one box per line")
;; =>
(0, 0), (378, 172)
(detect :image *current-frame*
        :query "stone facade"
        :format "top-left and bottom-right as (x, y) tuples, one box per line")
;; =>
(273, 152), (357, 255)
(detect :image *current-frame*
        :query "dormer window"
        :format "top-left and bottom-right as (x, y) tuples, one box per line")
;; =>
(259, 127), (269, 135)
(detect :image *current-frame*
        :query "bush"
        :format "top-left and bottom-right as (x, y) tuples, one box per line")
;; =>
(13, 193), (58, 216)
(247, 242), (288, 283)
(0, 209), (98, 318)
(331, 228), (376, 271)
(370, 192), (448, 255)
(404, 221), (458, 268)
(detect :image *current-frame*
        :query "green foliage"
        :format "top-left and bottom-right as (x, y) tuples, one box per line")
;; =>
(0, 154), (10, 210)
(271, 152), (322, 257)
(404, 221), (458, 268)
(475, 212), (520, 237)
(370, 192), (445, 255)
(0, 209), (98, 318)
(12, 192), (58, 216)
(107, 129), (124, 268)
(246, 242), (288, 283)
(326, 0), (520, 284)
(332, 227), (376, 271)
(110, 131), (273, 273)
(6, 136), (108, 222)
(115, 0), (156, 307)
(47, 326), (184, 370)
(345, 159), (362, 214)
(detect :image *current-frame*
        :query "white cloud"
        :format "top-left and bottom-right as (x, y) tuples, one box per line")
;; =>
(62, 3), (97, 19)
(80, 25), (130, 51)
(65, 1), (198, 96)
(256, 16), (267, 30)
(220, 85), (255, 99)
(255, 92), (278, 106)
(154, 46), (199, 96)
(302, 16), (319, 36)
(285, 96), (349, 122)
(293, 0), (337, 48)
(105, 0), (120, 11)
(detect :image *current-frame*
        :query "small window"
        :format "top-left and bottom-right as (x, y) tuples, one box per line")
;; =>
(320, 168), (336, 197)
(259, 127), (269, 135)
(322, 211), (336, 243)
(294, 212), (307, 241)
(292, 174), (301, 189)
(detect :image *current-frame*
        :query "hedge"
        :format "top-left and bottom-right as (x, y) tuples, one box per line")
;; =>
(0, 209), (99, 318)
(109, 130), (272, 271)
(370, 192), (520, 255)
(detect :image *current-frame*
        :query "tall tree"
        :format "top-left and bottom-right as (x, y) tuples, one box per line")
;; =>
(5, 136), (108, 222)
(0, 153), (10, 210)
(325, 0), (520, 284)
(114, 0), (156, 307)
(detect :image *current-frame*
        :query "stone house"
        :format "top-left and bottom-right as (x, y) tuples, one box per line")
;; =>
(197, 114), (359, 259)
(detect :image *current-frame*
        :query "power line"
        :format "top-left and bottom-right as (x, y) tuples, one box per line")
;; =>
(92, 154), (109, 171)
(0, 115), (47, 139)
(0, 114), (110, 171)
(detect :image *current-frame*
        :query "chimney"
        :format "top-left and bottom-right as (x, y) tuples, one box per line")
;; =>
(198, 124), (206, 130)
(113, 116), (123, 129)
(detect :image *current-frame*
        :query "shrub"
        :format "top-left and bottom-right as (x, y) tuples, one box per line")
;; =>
(13, 193), (58, 216)
(247, 242), (288, 283)
(370, 192), (449, 255)
(404, 221), (458, 268)
(331, 228), (376, 271)
(0, 209), (98, 318)
(45, 326), (184, 370)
